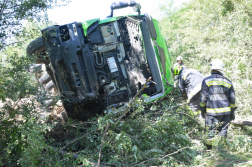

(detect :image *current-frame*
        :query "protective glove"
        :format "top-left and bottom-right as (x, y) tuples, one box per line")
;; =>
(171, 68), (174, 74)
(174, 76), (179, 81)
(182, 94), (187, 100)
(201, 110), (206, 119)
(230, 112), (235, 121)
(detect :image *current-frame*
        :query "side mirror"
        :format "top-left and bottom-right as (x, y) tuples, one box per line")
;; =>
(110, 1), (141, 17)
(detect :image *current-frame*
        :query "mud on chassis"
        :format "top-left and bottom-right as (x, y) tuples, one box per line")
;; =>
(26, 1), (174, 121)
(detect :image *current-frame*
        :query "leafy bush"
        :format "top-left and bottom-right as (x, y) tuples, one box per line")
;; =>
(0, 20), (76, 166)
(227, 135), (252, 153)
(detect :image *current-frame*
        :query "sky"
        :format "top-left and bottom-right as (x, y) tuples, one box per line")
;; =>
(47, 0), (189, 25)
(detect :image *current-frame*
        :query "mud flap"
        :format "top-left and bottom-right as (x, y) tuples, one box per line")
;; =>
(144, 14), (157, 39)
(140, 21), (162, 93)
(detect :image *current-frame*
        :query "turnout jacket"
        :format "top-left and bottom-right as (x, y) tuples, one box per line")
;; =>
(178, 68), (204, 102)
(200, 72), (237, 116)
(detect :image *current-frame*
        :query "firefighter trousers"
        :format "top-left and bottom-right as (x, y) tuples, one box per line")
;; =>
(205, 114), (231, 138)
(189, 92), (201, 116)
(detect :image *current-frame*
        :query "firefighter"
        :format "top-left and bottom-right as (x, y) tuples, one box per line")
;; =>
(172, 66), (204, 116)
(173, 56), (185, 68)
(200, 59), (237, 149)
(173, 56), (186, 87)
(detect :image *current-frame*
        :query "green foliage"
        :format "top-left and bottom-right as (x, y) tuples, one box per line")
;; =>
(221, 0), (234, 16)
(1, 56), (37, 100)
(0, 0), (69, 49)
(227, 135), (252, 152)
(211, 135), (252, 153)
(0, 16), (70, 167)
(51, 97), (198, 166)
(0, 21), (54, 101)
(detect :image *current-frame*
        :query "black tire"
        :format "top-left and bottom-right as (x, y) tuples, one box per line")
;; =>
(26, 36), (47, 64)
(39, 73), (51, 85)
(45, 80), (55, 91)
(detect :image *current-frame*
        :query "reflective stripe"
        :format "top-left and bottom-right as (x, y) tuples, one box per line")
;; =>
(205, 78), (232, 85)
(230, 104), (236, 108)
(206, 81), (231, 88)
(193, 110), (201, 116)
(206, 107), (231, 113)
(187, 83), (202, 103)
(204, 139), (213, 146)
(200, 102), (206, 107)
(205, 78), (232, 88)
(182, 69), (195, 80)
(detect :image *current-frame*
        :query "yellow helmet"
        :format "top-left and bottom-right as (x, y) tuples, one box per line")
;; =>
(173, 66), (182, 75)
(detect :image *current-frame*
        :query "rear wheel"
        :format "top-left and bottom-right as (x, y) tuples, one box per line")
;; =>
(26, 36), (47, 64)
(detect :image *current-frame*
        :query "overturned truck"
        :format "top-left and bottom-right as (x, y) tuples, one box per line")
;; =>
(26, 1), (174, 120)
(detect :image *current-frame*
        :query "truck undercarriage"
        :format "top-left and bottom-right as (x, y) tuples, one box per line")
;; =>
(26, 1), (173, 121)
(41, 16), (162, 120)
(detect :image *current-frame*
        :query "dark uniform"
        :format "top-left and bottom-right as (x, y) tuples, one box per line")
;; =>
(200, 71), (236, 138)
(178, 68), (204, 115)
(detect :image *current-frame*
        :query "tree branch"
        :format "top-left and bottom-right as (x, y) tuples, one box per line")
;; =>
(231, 119), (252, 126)
(4, 3), (22, 10)
(115, 77), (152, 123)
(60, 128), (99, 151)
(175, 112), (203, 126)
(167, 102), (189, 110)
(0, 0), (9, 15)
(97, 122), (111, 167)
(132, 147), (191, 166)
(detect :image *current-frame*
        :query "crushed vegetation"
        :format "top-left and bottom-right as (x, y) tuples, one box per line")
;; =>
(2, 86), (252, 166)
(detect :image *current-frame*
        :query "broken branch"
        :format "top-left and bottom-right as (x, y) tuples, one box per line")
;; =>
(231, 119), (252, 126)
(167, 102), (189, 110)
(115, 77), (152, 123)
(97, 122), (111, 167)
(131, 147), (191, 166)
(60, 128), (99, 151)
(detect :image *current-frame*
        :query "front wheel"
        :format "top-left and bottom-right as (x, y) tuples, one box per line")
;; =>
(26, 37), (47, 64)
